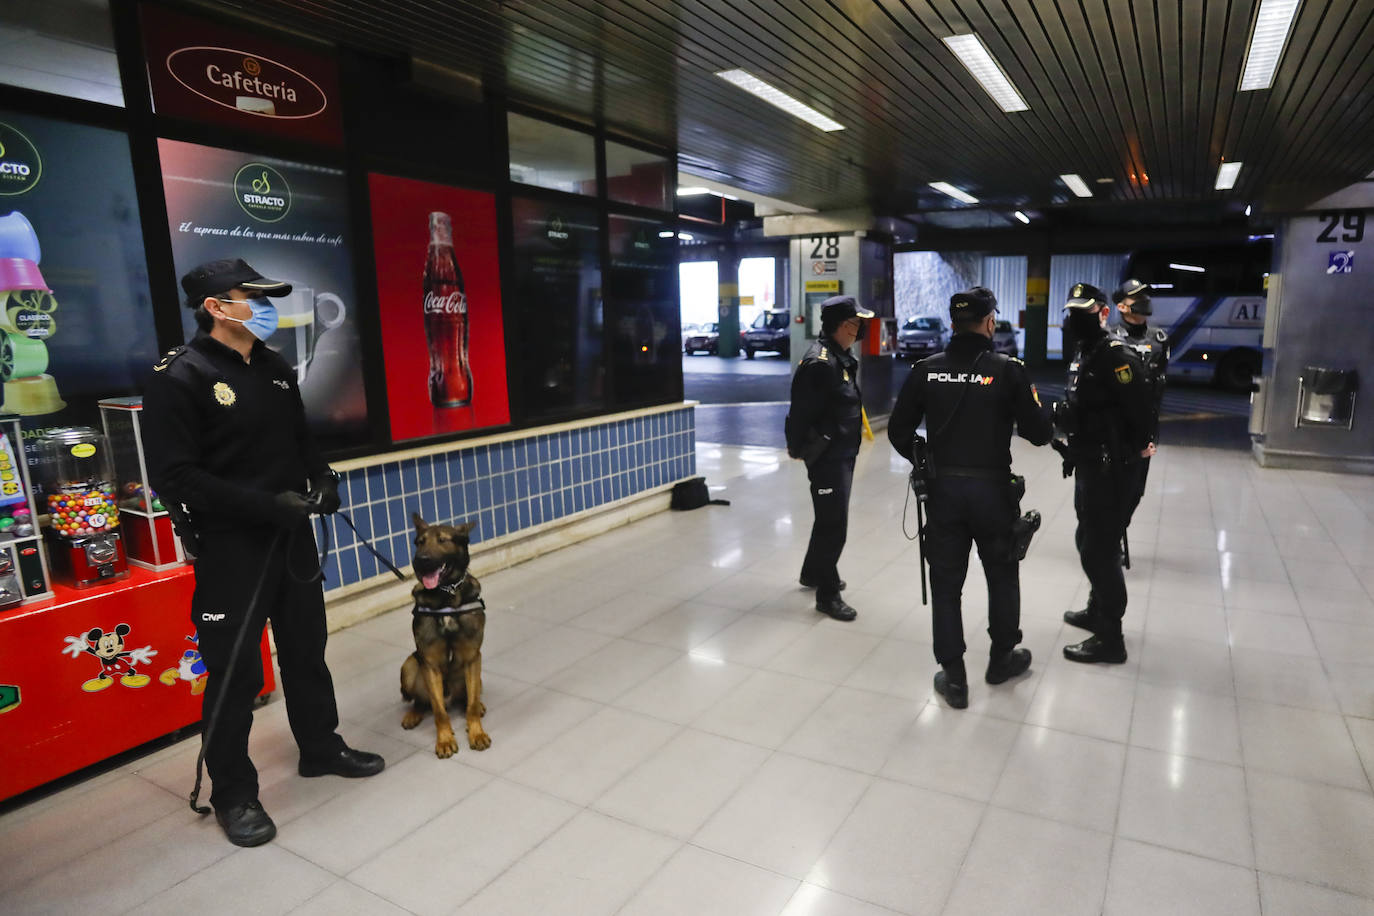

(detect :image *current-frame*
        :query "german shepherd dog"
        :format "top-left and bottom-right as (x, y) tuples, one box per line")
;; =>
(400, 514), (491, 758)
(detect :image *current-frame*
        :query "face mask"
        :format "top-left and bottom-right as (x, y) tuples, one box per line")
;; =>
(1064, 310), (1104, 339)
(218, 297), (279, 341)
(854, 320), (868, 343)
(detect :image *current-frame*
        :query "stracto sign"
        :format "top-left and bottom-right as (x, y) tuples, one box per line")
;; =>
(166, 48), (328, 120)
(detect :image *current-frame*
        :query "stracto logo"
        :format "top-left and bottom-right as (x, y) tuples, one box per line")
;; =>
(166, 46), (329, 119)
(0, 123), (42, 196)
(233, 163), (291, 222)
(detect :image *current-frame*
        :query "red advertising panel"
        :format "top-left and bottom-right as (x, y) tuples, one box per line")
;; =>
(368, 174), (509, 441)
(140, 3), (343, 146)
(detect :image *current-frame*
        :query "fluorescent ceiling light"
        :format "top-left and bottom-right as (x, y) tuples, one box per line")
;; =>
(677, 232), (695, 241)
(715, 69), (845, 132)
(941, 33), (1029, 113)
(658, 230), (675, 238)
(1239, 0), (1301, 91)
(1060, 174), (1092, 197)
(928, 181), (978, 204)
(1013, 210), (1030, 224)
(676, 186), (711, 196)
(1169, 262), (1206, 273)
(1150, 283), (1175, 289)
(1216, 161), (1243, 190)
(1245, 204), (1253, 216)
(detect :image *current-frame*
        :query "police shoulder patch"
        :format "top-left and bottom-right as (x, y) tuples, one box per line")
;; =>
(818, 347), (829, 361)
(1009, 356), (1024, 365)
(152, 346), (186, 373)
(212, 381), (237, 406)
(1114, 364), (1133, 384)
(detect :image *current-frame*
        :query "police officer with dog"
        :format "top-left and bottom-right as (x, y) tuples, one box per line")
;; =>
(786, 295), (873, 622)
(1110, 278), (1168, 526)
(1055, 283), (1153, 664)
(142, 258), (384, 848)
(888, 287), (1053, 709)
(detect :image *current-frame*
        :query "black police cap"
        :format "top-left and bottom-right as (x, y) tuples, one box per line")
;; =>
(1113, 278), (1153, 314)
(180, 258), (292, 304)
(820, 296), (875, 325)
(950, 286), (996, 320)
(1065, 282), (1108, 310)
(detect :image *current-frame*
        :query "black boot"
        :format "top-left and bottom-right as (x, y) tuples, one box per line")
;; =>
(1063, 607), (1098, 631)
(215, 800), (276, 847)
(934, 669), (969, 709)
(299, 746), (386, 778)
(816, 593), (857, 621)
(985, 647), (1032, 684)
(1063, 634), (1127, 664)
(800, 576), (846, 591)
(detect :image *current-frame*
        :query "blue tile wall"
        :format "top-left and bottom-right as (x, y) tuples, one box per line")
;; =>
(318, 407), (696, 593)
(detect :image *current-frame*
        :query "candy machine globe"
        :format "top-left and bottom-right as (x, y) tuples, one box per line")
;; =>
(36, 426), (128, 587)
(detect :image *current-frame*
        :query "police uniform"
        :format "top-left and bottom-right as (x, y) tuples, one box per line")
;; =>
(1056, 283), (1152, 664)
(1109, 279), (1168, 526)
(786, 295), (872, 621)
(888, 287), (1052, 704)
(141, 259), (378, 844)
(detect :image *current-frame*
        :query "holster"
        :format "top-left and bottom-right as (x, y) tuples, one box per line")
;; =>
(1009, 510), (1041, 562)
(800, 432), (831, 468)
(165, 502), (200, 563)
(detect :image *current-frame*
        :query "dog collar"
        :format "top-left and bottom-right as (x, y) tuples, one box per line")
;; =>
(411, 597), (486, 617)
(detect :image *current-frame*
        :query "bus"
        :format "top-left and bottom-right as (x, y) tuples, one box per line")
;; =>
(1120, 239), (1270, 391)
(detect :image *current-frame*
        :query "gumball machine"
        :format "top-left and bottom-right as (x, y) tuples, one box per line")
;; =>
(35, 426), (128, 587)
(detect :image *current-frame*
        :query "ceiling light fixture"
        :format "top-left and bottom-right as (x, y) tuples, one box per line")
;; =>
(941, 33), (1029, 113)
(715, 69), (845, 132)
(1245, 205), (1253, 216)
(928, 181), (979, 204)
(677, 232), (695, 241)
(1013, 210), (1030, 224)
(676, 186), (711, 196)
(1169, 262), (1206, 273)
(1216, 161), (1243, 190)
(1239, 0), (1301, 91)
(658, 230), (675, 238)
(1059, 174), (1093, 198)
(1095, 177), (1114, 184)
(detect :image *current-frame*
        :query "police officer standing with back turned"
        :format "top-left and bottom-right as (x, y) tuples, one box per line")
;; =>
(1055, 283), (1153, 664)
(142, 258), (385, 848)
(786, 295), (873, 622)
(1109, 278), (1168, 527)
(888, 287), (1053, 709)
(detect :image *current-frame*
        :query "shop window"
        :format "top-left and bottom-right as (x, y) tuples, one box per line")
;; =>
(605, 141), (672, 211)
(0, 0), (123, 107)
(507, 113), (596, 195)
(607, 214), (679, 406)
(509, 196), (604, 418)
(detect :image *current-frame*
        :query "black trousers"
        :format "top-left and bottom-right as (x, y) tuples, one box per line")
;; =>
(801, 454), (855, 599)
(1121, 456), (1151, 528)
(1073, 461), (1128, 638)
(193, 520), (344, 810)
(924, 476), (1022, 665)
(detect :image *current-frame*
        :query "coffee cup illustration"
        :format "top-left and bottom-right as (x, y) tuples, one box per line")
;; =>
(272, 286), (345, 383)
(0, 211), (65, 416)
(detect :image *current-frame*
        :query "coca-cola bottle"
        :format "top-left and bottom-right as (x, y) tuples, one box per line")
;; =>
(422, 211), (472, 407)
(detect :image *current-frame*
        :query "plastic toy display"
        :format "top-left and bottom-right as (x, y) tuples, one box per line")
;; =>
(34, 426), (128, 587)
(0, 415), (52, 604)
(100, 397), (184, 570)
(0, 211), (66, 416)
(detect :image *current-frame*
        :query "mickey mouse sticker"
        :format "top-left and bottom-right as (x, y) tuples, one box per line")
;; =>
(62, 623), (156, 692)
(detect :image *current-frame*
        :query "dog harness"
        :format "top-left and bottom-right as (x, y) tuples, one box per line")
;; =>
(411, 577), (486, 616)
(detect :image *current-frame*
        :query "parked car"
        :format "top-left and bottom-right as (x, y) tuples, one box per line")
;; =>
(684, 322), (720, 355)
(992, 320), (1019, 357)
(742, 309), (791, 359)
(896, 316), (948, 359)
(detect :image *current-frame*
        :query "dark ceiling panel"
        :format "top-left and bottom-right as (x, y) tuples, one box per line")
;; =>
(208, 0), (1374, 218)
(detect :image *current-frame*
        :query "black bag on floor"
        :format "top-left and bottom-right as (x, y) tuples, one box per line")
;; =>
(670, 477), (730, 510)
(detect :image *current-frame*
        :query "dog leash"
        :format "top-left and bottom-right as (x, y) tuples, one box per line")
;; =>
(286, 509), (408, 585)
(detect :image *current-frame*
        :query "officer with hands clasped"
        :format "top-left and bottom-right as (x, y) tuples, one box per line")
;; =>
(786, 295), (874, 622)
(142, 258), (384, 848)
(1110, 278), (1168, 527)
(888, 287), (1053, 709)
(1055, 283), (1154, 664)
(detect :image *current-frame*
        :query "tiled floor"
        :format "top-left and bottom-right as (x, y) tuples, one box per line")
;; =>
(4, 432), (1374, 915)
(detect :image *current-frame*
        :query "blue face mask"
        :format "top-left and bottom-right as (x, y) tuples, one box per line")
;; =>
(217, 296), (279, 341)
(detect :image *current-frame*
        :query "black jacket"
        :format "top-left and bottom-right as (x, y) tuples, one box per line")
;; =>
(1061, 328), (1153, 457)
(888, 333), (1052, 470)
(1111, 321), (1169, 440)
(786, 335), (863, 462)
(141, 332), (327, 532)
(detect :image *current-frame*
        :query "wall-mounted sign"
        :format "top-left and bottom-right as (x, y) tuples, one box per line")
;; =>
(1327, 251), (1355, 274)
(804, 280), (841, 293)
(140, 4), (343, 146)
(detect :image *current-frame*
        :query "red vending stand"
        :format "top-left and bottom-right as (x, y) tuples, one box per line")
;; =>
(0, 413), (274, 803)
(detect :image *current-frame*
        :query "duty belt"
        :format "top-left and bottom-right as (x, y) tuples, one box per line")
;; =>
(929, 466), (1007, 481)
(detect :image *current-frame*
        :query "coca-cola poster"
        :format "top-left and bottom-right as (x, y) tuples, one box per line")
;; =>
(140, 3), (344, 146)
(158, 138), (368, 451)
(368, 173), (509, 442)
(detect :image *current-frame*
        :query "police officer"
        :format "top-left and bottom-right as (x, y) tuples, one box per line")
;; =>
(142, 258), (384, 848)
(888, 287), (1052, 708)
(786, 295), (873, 621)
(1055, 283), (1153, 664)
(1110, 278), (1168, 526)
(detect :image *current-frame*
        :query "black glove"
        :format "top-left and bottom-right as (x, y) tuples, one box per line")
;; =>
(309, 471), (341, 515)
(272, 491), (314, 525)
